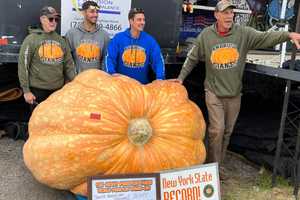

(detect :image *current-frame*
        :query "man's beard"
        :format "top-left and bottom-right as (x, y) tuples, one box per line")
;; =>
(87, 18), (97, 25)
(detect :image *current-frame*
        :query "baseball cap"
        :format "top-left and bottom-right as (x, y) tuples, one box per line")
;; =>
(81, 1), (100, 11)
(215, 0), (236, 12)
(40, 6), (61, 18)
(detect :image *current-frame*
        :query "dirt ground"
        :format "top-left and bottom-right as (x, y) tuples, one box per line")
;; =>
(222, 151), (299, 200)
(0, 137), (75, 200)
(0, 137), (299, 200)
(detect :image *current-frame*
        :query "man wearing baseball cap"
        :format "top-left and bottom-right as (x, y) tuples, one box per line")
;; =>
(18, 6), (75, 120)
(65, 1), (110, 74)
(171, 0), (300, 175)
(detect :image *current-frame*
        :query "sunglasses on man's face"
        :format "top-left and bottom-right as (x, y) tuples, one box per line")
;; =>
(82, 5), (100, 12)
(48, 17), (59, 23)
(88, 5), (100, 10)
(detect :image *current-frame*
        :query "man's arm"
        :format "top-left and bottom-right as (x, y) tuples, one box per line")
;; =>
(65, 30), (79, 75)
(65, 30), (75, 52)
(150, 40), (165, 80)
(18, 35), (36, 104)
(101, 33), (110, 70)
(63, 42), (76, 81)
(177, 43), (202, 82)
(246, 27), (291, 50)
(18, 36), (34, 93)
(104, 37), (118, 74)
(169, 34), (205, 84)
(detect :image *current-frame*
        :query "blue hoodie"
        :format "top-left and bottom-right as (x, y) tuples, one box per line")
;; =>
(104, 28), (165, 84)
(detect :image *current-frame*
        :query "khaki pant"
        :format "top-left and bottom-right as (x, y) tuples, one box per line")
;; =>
(205, 89), (241, 164)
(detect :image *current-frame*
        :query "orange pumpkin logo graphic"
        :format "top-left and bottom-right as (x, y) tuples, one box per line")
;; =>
(38, 40), (64, 64)
(122, 45), (146, 68)
(76, 43), (101, 63)
(210, 47), (239, 65)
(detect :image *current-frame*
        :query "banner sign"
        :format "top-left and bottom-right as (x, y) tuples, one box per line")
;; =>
(88, 173), (161, 200)
(160, 163), (221, 200)
(61, 0), (132, 37)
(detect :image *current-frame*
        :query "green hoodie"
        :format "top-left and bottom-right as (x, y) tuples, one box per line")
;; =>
(18, 28), (75, 93)
(178, 24), (290, 97)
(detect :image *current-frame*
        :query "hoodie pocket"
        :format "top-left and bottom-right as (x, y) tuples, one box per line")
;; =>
(37, 64), (64, 84)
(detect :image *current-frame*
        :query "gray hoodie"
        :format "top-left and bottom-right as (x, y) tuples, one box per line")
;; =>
(65, 23), (110, 74)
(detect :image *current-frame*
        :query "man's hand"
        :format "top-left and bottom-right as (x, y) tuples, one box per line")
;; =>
(289, 32), (300, 49)
(112, 73), (122, 77)
(24, 92), (36, 104)
(168, 79), (183, 84)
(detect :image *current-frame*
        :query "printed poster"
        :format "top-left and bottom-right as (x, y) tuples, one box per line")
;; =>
(88, 173), (160, 200)
(61, 0), (132, 37)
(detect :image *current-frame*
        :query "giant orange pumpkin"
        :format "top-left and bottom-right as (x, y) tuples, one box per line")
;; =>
(23, 69), (206, 196)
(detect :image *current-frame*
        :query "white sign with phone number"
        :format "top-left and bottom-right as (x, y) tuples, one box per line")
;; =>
(61, 0), (132, 37)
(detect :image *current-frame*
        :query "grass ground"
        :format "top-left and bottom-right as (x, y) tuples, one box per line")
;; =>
(222, 151), (298, 200)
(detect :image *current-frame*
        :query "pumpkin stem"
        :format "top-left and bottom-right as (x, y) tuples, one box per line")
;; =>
(127, 118), (153, 146)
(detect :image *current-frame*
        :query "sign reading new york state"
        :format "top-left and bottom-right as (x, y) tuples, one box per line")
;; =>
(160, 163), (221, 200)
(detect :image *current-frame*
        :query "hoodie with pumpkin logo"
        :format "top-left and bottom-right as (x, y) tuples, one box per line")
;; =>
(18, 28), (75, 93)
(178, 24), (290, 97)
(65, 23), (110, 74)
(104, 28), (165, 84)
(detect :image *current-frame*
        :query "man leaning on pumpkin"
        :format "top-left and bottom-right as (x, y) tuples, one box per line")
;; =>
(170, 0), (300, 179)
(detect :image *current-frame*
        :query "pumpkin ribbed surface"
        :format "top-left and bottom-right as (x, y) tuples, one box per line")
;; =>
(23, 69), (206, 196)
